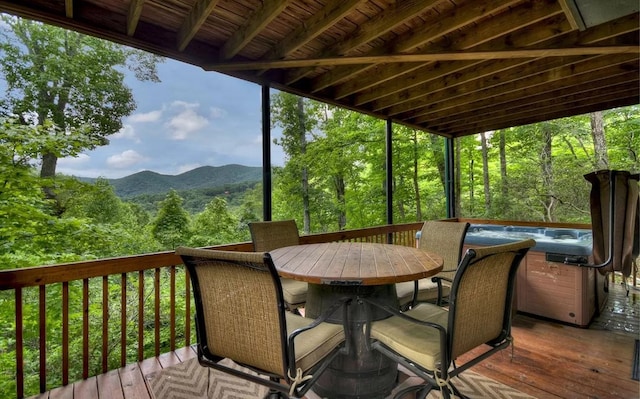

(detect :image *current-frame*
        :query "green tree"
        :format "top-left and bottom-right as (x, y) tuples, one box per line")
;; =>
(0, 16), (162, 183)
(151, 190), (190, 249)
(189, 197), (243, 246)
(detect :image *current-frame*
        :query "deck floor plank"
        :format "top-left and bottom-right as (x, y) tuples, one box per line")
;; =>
(73, 376), (98, 399)
(96, 369), (125, 399)
(118, 363), (151, 399)
(33, 283), (638, 399)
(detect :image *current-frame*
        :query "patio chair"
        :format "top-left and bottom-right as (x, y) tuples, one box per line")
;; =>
(176, 247), (349, 399)
(249, 220), (308, 312)
(396, 221), (470, 309)
(364, 239), (534, 399)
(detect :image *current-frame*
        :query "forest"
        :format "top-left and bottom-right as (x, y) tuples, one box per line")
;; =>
(0, 15), (638, 398)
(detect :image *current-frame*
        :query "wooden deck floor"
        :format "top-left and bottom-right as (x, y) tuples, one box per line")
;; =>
(30, 282), (639, 399)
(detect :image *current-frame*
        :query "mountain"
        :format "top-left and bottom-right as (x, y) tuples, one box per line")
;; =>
(81, 164), (263, 198)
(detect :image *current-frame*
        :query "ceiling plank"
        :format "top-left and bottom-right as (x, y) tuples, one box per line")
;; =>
(206, 46), (638, 70)
(177, 0), (221, 52)
(127, 0), (145, 36)
(255, 0), (362, 75)
(346, 1), (564, 104)
(436, 75), (638, 132)
(409, 56), (638, 124)
(370, 14), (639, 113)
(220, 0), (291, 60)
(283, 0), (440, 85)
(319, 0), (529, 97)
(429, 71), (640, 127)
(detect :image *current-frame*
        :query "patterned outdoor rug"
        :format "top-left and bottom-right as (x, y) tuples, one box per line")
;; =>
(148, 358), (537, 399)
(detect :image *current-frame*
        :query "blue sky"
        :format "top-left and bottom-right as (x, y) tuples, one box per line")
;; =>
(57, 59), (285, 179)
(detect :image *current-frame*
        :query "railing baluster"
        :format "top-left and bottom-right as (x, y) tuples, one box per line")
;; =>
(39, 285), (46, 393)
(82, 278), (89, 379)
(120, 273), (126, 367)
(15, 288), (23, 399)
(62, 282), (69, 385)
(154, 268), (160, 357)
(138, 270), (144, 361)
(170, 266), (176, 351)
(102, 276), (108, 373)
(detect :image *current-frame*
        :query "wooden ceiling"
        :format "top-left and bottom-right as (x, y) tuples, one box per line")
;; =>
(1, 0), (638, 138)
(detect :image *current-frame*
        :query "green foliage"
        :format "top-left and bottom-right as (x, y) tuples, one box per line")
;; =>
(151, 190), (191, 249)
(189, 197), (248, 246)
(0, 16), (162, 178)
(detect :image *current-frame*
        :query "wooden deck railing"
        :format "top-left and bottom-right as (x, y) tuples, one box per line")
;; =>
(0, 222), (423, 398)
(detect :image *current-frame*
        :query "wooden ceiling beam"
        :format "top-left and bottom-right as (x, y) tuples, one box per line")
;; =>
(177, 0), (221, 52)
(260, 0), (361, 64)
(127, 0), (145, 36)
(220, 0), (290, 60)
(207, 45), (637, 71)
(283, 0), (440, 85)
(311, 0), (528, 95)
(65, 0), (73, 18)
(378, 16), (639, 116)
(409, 56), (638, 124)
(349, 3), (566, 105)
(434, 75), (638, 132)
(446, 93), (639, 135)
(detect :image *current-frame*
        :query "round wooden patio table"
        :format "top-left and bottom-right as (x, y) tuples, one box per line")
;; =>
(270, 242), (443, 399)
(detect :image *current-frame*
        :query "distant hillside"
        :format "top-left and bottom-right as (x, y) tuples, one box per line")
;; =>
(81, 164), (262, 198)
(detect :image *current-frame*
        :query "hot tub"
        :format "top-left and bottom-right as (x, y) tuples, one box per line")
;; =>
(463, 224), (607, 327)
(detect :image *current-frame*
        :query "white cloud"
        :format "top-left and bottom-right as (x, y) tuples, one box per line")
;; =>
(111, 124), (137, 140)
(107, 150), (147, 169)
(166, 108), (209, 140)
(129, 110), (162, 123)
(170, 100), (199, 109)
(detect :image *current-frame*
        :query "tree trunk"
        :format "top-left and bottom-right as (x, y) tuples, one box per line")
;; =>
(412, 130), (422, 221)
(297, 97), (311, 234)
(429, 134), (446, 195)
(540, 124), (556, 222)
(499, 131), (508, 209)
(590, 111), (609, 170)
(480, 132), (491, 215)
(334, 175), (346, 230)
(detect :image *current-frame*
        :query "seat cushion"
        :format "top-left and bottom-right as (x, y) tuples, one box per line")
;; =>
(286, 313), (344, 372)
(371, 303), (448, 371)
(396, 279), (451, 307)
(281, 278), (308, 307)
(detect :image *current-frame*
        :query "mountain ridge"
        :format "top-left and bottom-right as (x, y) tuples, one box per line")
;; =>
(79, 164), (262, 198)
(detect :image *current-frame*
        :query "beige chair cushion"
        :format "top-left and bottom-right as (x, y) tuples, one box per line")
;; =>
(281, 278), (308, 307)
(286, 313), (344, 372)
(371, 303), (448, 371)
(396, 280), (451, 306)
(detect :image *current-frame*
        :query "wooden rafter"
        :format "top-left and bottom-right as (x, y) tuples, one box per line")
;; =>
(65, 0), (73, 18)
(220, 0), (290, 60)
(177, 0), (220, 52)
(284, 0), (440, 85)
(258, 0), (361, 67)
(206, 46), (638, 71)
(127, 0), (145, 36)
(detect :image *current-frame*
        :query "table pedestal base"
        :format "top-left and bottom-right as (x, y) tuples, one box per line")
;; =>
(306, 284), (399, 399)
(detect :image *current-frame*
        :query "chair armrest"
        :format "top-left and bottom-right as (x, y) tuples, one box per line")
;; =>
(287, 297), (351, 369)
(431, 276), (453, 306)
